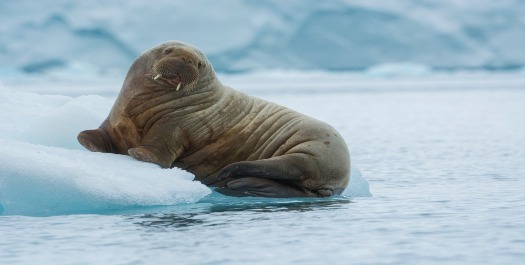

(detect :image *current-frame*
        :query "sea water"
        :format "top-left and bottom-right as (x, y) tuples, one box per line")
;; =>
(1, 72), (524, 264)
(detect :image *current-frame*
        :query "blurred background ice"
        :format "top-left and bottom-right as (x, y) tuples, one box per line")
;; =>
(1, 0), (524, 78)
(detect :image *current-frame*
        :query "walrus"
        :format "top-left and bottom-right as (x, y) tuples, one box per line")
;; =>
(78, 41), (350, 198)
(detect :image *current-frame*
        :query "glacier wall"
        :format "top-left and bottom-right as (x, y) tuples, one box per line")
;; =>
(1, 0), (524, 75)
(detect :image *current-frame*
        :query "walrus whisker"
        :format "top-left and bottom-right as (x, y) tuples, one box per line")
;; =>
(176, 82), (181, 91)
(154, 74), (162, 80)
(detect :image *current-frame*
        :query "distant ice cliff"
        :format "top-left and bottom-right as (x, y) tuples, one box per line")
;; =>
(1, 0), (524, 75)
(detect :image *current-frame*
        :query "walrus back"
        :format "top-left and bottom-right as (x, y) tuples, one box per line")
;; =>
(178, 86), (350, 190)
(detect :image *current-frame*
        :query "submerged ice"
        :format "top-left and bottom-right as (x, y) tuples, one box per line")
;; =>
(0, 86), (371, 216)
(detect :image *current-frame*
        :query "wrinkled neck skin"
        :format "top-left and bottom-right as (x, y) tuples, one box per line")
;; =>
(101, 54), (227, 155)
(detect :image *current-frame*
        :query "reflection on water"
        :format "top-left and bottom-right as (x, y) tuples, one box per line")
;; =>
(136, 213), (204, 228)
(132, 195), (352, 229)
(206, 196), (352, 213)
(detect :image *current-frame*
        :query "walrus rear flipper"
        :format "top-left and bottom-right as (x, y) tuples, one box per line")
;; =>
(77, 127), (115, 153)
(215, 177), (318, 198)
(216, 156), (331, 198)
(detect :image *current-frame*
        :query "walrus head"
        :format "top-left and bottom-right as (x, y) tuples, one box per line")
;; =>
(147, 42), (209, 92)
(78, 41), (215, 156)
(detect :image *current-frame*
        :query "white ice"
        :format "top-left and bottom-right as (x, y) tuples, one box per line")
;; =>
(0, 83), (371, 216)
(0, 87), (212, 216)
(0, 139), (210, 216)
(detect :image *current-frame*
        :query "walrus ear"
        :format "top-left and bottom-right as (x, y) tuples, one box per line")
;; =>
(77, 128), (114, 153)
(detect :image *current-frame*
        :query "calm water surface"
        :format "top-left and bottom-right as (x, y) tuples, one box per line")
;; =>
(1, 88), (525, 265)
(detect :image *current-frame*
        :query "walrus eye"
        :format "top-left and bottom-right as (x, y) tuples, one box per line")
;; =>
(198, 61), (205, 70)
(164, 48), (173, 55)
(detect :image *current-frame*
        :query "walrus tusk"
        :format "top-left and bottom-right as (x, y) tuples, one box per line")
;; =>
(154, 74), (162, 80)
(176, 82), (181, 91)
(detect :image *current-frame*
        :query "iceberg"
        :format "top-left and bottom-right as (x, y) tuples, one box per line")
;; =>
(0, 140), (211, 216)
(365, 62), (433, 78)
(0, 88), (211, 216)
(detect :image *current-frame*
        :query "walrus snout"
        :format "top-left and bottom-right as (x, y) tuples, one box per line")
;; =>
(152, 57), (199, 90)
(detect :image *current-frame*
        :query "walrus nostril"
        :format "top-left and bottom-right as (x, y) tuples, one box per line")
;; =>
(181, 57), (191, 64)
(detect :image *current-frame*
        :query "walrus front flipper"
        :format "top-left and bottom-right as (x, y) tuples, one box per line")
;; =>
(216, 177), (317, 198)
(128, 124), (186, 168)
(77, 128), (115, 153)
(128, 146), (174, 169)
